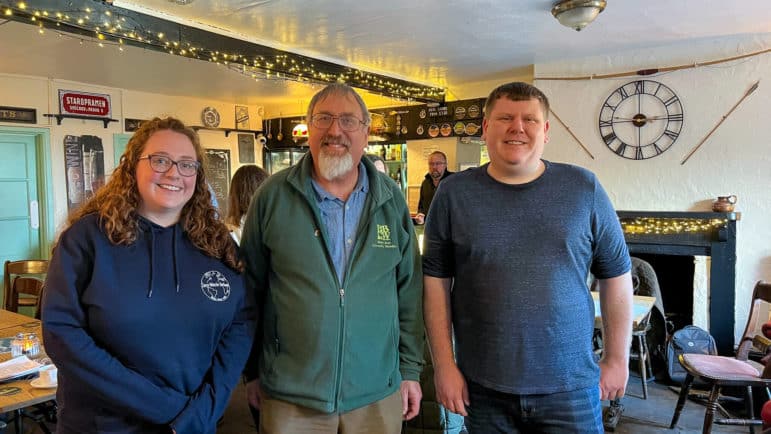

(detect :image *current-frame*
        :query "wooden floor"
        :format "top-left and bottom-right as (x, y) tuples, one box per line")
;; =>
(601, 377), (755, 433)
(1, 375), (760, 433)
(216, 376), (758, 434)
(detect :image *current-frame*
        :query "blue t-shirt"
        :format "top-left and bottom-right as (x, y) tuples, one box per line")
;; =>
(422, 161), (630, 394)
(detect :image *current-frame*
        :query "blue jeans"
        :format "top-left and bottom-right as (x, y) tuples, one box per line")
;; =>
(466, 381), (603, 434)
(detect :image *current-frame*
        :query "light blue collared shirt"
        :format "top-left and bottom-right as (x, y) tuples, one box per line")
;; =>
(311, 162), (369, 285)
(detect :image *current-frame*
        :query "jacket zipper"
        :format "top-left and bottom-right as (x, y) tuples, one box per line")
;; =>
(333, 196), (381, 410)
(302, 176), (386, 413)
(334, 286), (346, 411)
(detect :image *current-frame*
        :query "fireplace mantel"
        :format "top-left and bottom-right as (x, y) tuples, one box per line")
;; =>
(617, 211), (740, 355)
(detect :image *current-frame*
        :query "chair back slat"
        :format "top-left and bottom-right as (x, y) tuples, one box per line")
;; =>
(736, 281), (771, 361)
(3, 259), (49, 315)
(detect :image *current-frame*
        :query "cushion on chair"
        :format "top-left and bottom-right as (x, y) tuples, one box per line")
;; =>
(682, 353), (760, 380)
(763, 321), (771, 339)
(762, 400), (771, 429)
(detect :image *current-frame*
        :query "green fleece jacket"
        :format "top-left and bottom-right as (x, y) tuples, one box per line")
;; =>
(241, 153), (424, 413)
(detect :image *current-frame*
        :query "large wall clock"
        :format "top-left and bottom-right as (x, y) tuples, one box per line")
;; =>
(598, 80), (684, 160)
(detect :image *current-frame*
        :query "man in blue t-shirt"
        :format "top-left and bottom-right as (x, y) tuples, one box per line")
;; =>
(422, 81), (634, 433)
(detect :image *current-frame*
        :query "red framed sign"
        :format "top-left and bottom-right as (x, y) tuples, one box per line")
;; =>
(58, 89), (112, 118)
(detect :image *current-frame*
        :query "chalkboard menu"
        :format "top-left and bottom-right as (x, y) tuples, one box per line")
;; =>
(368, 97), (486, 142)
(411, 98), (485, 140)
(263, 97), (486, 147)
(238, 134), (255, 163)
(205, 148), (231, 213)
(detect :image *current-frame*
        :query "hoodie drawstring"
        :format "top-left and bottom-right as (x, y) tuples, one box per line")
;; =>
(143, 219), (181, 297)
(173, 225), (180, 293)
(147, 227), (155, 298)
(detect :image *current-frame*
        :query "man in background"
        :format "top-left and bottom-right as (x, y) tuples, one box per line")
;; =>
(414, 151), (453, 225)
(241, 83), (424, 434)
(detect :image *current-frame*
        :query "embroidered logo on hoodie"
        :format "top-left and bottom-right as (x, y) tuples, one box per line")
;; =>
(201, 270), (231, 302)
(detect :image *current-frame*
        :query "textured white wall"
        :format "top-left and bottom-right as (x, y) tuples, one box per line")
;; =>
(535, 37), (771, 343)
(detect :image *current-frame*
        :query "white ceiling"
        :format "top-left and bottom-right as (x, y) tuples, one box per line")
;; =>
(1, 0), (770, 115)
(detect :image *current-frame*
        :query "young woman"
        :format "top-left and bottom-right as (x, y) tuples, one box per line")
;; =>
(225, 165), (268, 245)
(42, 117), (254, 434)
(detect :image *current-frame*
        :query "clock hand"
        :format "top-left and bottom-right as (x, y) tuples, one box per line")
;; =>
(612, 116), (670, 122)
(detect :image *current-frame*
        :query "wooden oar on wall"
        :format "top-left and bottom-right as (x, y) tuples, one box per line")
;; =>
(549, 108), (595, 160)
(681, 80), (760, 165)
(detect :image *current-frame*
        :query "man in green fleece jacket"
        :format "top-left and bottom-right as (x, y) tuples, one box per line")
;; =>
(241, 83), (424, 433)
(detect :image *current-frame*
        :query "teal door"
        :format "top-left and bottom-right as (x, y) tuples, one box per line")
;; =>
(0, 132), (44, 305)
(113, 133), (131, 167)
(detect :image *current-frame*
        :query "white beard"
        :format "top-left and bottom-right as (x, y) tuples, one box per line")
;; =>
(317, 147), (354, 180)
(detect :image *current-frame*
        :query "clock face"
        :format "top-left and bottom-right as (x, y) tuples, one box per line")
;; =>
(598, 80), (684, 160)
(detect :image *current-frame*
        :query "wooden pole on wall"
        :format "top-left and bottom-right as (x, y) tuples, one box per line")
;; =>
(549, 108), (595, 160)
(681, 80), (760, 165)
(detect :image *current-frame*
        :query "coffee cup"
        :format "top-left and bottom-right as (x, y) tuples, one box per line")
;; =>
(39, 365), (57, 385)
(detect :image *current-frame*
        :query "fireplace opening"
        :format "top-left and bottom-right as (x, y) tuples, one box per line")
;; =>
(633, 253), (696, 333)
(618, 210), (738, 355)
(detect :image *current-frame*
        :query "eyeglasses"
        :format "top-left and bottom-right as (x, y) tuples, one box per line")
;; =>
(428, 161), (447, 167)
(310, 114), (368, 132)
(140, 154), (200, 177)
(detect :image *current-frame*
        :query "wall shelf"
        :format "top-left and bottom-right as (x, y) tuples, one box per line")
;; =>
(191, 126), (263, 138)
(44, 113), (118, 128)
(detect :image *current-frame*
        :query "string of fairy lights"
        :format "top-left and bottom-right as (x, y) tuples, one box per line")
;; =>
(0, 0), (446, 103)
(620, 217), (728, 235)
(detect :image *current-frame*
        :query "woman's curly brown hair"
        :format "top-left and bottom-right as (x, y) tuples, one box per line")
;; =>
(65, 117), (242, 272)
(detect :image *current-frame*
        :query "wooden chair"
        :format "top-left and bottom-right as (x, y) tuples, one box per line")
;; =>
(3, 259), (48, 314)
(670, 281), (771, 434)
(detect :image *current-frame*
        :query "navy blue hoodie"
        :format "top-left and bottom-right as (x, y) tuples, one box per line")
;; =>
(42, 213), (254, 434)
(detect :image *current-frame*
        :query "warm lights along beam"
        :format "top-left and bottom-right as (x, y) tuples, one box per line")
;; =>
(620, 217), (728, 235)
(1, 0), (446, 103)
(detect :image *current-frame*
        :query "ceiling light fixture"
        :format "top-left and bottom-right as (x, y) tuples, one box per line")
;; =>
(169, 0), (195, 4)
(551, 0), (606, 31)
(291, 123), (308, 143)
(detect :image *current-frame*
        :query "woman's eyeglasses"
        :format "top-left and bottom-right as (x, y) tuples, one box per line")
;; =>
(140, 154), (200, 177)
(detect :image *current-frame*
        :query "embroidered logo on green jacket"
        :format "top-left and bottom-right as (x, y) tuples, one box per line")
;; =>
(374, 224), (397, 248)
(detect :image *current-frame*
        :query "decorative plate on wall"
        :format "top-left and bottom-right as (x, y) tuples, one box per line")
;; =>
(202, 107), (221, 128)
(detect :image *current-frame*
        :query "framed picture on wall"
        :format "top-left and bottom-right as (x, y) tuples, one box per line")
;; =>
(235, 106), (250, 130)
(205, 148), (231, 214)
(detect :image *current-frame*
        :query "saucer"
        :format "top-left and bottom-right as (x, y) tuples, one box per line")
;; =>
(30, 377), (57, 389)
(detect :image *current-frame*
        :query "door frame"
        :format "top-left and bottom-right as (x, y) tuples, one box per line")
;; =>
(0, 126), (54, 258)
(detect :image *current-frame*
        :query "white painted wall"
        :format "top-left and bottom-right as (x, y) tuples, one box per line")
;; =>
(535, 40), (771, 342)
(0, 73), (265, 232)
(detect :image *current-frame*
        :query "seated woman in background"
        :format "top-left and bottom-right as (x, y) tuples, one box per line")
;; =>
(42, 117), (254, 434)
(225, 165), (269, 245)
